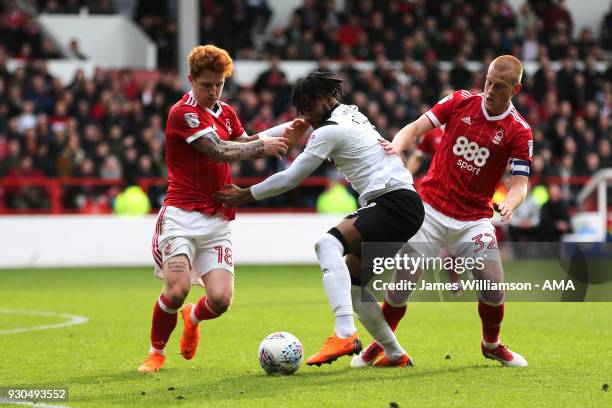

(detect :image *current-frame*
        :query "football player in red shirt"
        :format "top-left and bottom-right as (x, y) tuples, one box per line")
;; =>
(354, 55), (531, 368)
(407, 125), (464, 297)
(138, 45), (303, 373)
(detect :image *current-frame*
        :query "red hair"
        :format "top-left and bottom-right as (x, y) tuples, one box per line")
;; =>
(188, 45), (233, 78)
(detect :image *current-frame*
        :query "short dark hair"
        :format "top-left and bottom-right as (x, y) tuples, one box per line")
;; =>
(292, 71), (344, 113)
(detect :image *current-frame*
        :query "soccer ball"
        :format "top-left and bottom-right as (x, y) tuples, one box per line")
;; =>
(258, 332), (303, 375)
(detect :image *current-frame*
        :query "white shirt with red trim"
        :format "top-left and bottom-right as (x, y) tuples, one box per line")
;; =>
(420, 90), (533, 221)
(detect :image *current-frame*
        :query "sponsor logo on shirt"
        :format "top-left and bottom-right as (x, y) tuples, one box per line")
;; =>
(453, 136), (490, 175)
(184, 112), (200, 128)
(461, 116), (471, 125)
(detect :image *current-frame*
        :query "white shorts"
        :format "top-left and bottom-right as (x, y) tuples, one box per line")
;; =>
(406, 202), (501, 263)
(151, 205), (234, 286)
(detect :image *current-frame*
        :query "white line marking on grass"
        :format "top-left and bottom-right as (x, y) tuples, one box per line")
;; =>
(0, 399), (71, 407)
(0, 309), (89, 335)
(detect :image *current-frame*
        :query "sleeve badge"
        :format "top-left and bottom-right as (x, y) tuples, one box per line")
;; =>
(184, 112), (200, 128)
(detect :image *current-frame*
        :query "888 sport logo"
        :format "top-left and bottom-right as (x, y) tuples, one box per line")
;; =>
(453, 136), (490, 175)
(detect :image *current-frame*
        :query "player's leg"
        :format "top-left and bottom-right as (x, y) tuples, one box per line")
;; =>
(139, 253), (193, 373)
(355, 203), (443, 366)
(180, 238), (234, 360)
(441, 248), (463, 297)
(346, 254), (412, 368)
(306, 217), (363, 366)
(454, 220), (527, 367)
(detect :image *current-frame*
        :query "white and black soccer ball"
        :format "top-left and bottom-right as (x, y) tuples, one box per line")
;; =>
(258, 332), (303, 375)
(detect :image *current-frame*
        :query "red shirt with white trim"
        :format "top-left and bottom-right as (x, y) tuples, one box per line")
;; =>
(163, 91), (245, 220)
(420, 90), (533, 221)
(416, 126), (444, 156)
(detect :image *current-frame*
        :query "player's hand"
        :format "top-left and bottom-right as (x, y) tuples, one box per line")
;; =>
(378, 138), (399, 155)
(494, 202), (513, 224)
(214, 184), (254, 207)
(261, 136), (289, 160)
(282, 118), (310, 147)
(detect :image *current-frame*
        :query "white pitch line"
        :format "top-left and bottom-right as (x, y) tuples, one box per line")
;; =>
(0, 398), (70, 407)
(0, 309), (89, 335)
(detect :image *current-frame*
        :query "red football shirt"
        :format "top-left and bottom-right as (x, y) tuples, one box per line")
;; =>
(420, 90), (533, 221)
(163, 91), (245, 220)
(416, 126), (444, 156)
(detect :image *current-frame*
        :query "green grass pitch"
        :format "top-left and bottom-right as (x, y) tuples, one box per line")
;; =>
(0, 265), (610, 407)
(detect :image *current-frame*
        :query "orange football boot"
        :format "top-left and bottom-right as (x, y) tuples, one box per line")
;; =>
(180, 304), (200, 360)
(372, 353), (413, 367)
(306, 332), (362, 366)
(138, 351), (165, 373)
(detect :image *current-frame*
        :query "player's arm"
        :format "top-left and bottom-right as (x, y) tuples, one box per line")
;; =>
(214, 152), (324, 206)
(190, 130), (289, 161)
(406, 150), (423, 174)
(495, 175), (528, 224)
(233, 119), (311, 148)
(392, 115), (434, 153)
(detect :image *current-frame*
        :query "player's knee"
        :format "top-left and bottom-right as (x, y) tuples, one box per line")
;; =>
(479, 290), (505, 306)
(207, 288), (233, 315)
(315, 231), (346, 259)
(314, 234), (329, 256)
(165, 283), (190, 305)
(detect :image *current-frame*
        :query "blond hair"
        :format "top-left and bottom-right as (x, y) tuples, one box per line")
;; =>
(490, 55), (523, 85)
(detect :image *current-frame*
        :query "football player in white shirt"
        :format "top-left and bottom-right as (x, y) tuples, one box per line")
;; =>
(216, 72), (425, 367)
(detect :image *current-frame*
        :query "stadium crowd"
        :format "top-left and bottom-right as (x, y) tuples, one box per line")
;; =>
(0, 1), (610, 227)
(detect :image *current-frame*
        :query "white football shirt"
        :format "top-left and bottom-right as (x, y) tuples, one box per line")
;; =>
(303, 104), (414, 205)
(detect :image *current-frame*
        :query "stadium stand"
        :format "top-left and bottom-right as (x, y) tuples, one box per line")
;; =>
(0, 0), (610, 240)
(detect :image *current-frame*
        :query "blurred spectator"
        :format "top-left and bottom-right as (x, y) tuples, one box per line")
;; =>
(508, 185), (541, 242)
(100, 155), (122, 179)
(67, 39), (87, 60)
(539, 184), (572, 241)
(4, 155), (49, 209)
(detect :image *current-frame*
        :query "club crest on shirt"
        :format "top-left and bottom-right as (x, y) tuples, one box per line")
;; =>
(226, 118), (232, 134)
(184, 112), (200, 128)
(492, 129), (504, 145)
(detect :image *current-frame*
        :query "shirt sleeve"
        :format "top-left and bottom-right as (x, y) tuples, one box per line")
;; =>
(509, 128), (533, 177)
(302, 124), (341, 160)
(426, 90), (461, 128)
(251, 152), (325, 200)
(169, 106), (214, 144)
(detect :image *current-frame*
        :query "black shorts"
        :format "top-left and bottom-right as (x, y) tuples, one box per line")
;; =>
(346, 188), (424, 243)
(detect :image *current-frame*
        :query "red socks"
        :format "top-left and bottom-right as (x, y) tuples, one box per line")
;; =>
(150, 294), (181, 351)
(382, 300), (407, 331)
(193, 296), (220, 322)
(478, 301), (504, 345)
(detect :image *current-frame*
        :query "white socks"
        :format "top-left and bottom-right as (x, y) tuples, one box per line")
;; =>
(315, 233), (356, 338)
(351, 286), (406, 359)
(149, 346), (164, 355)
(483, 339), (500, 349)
